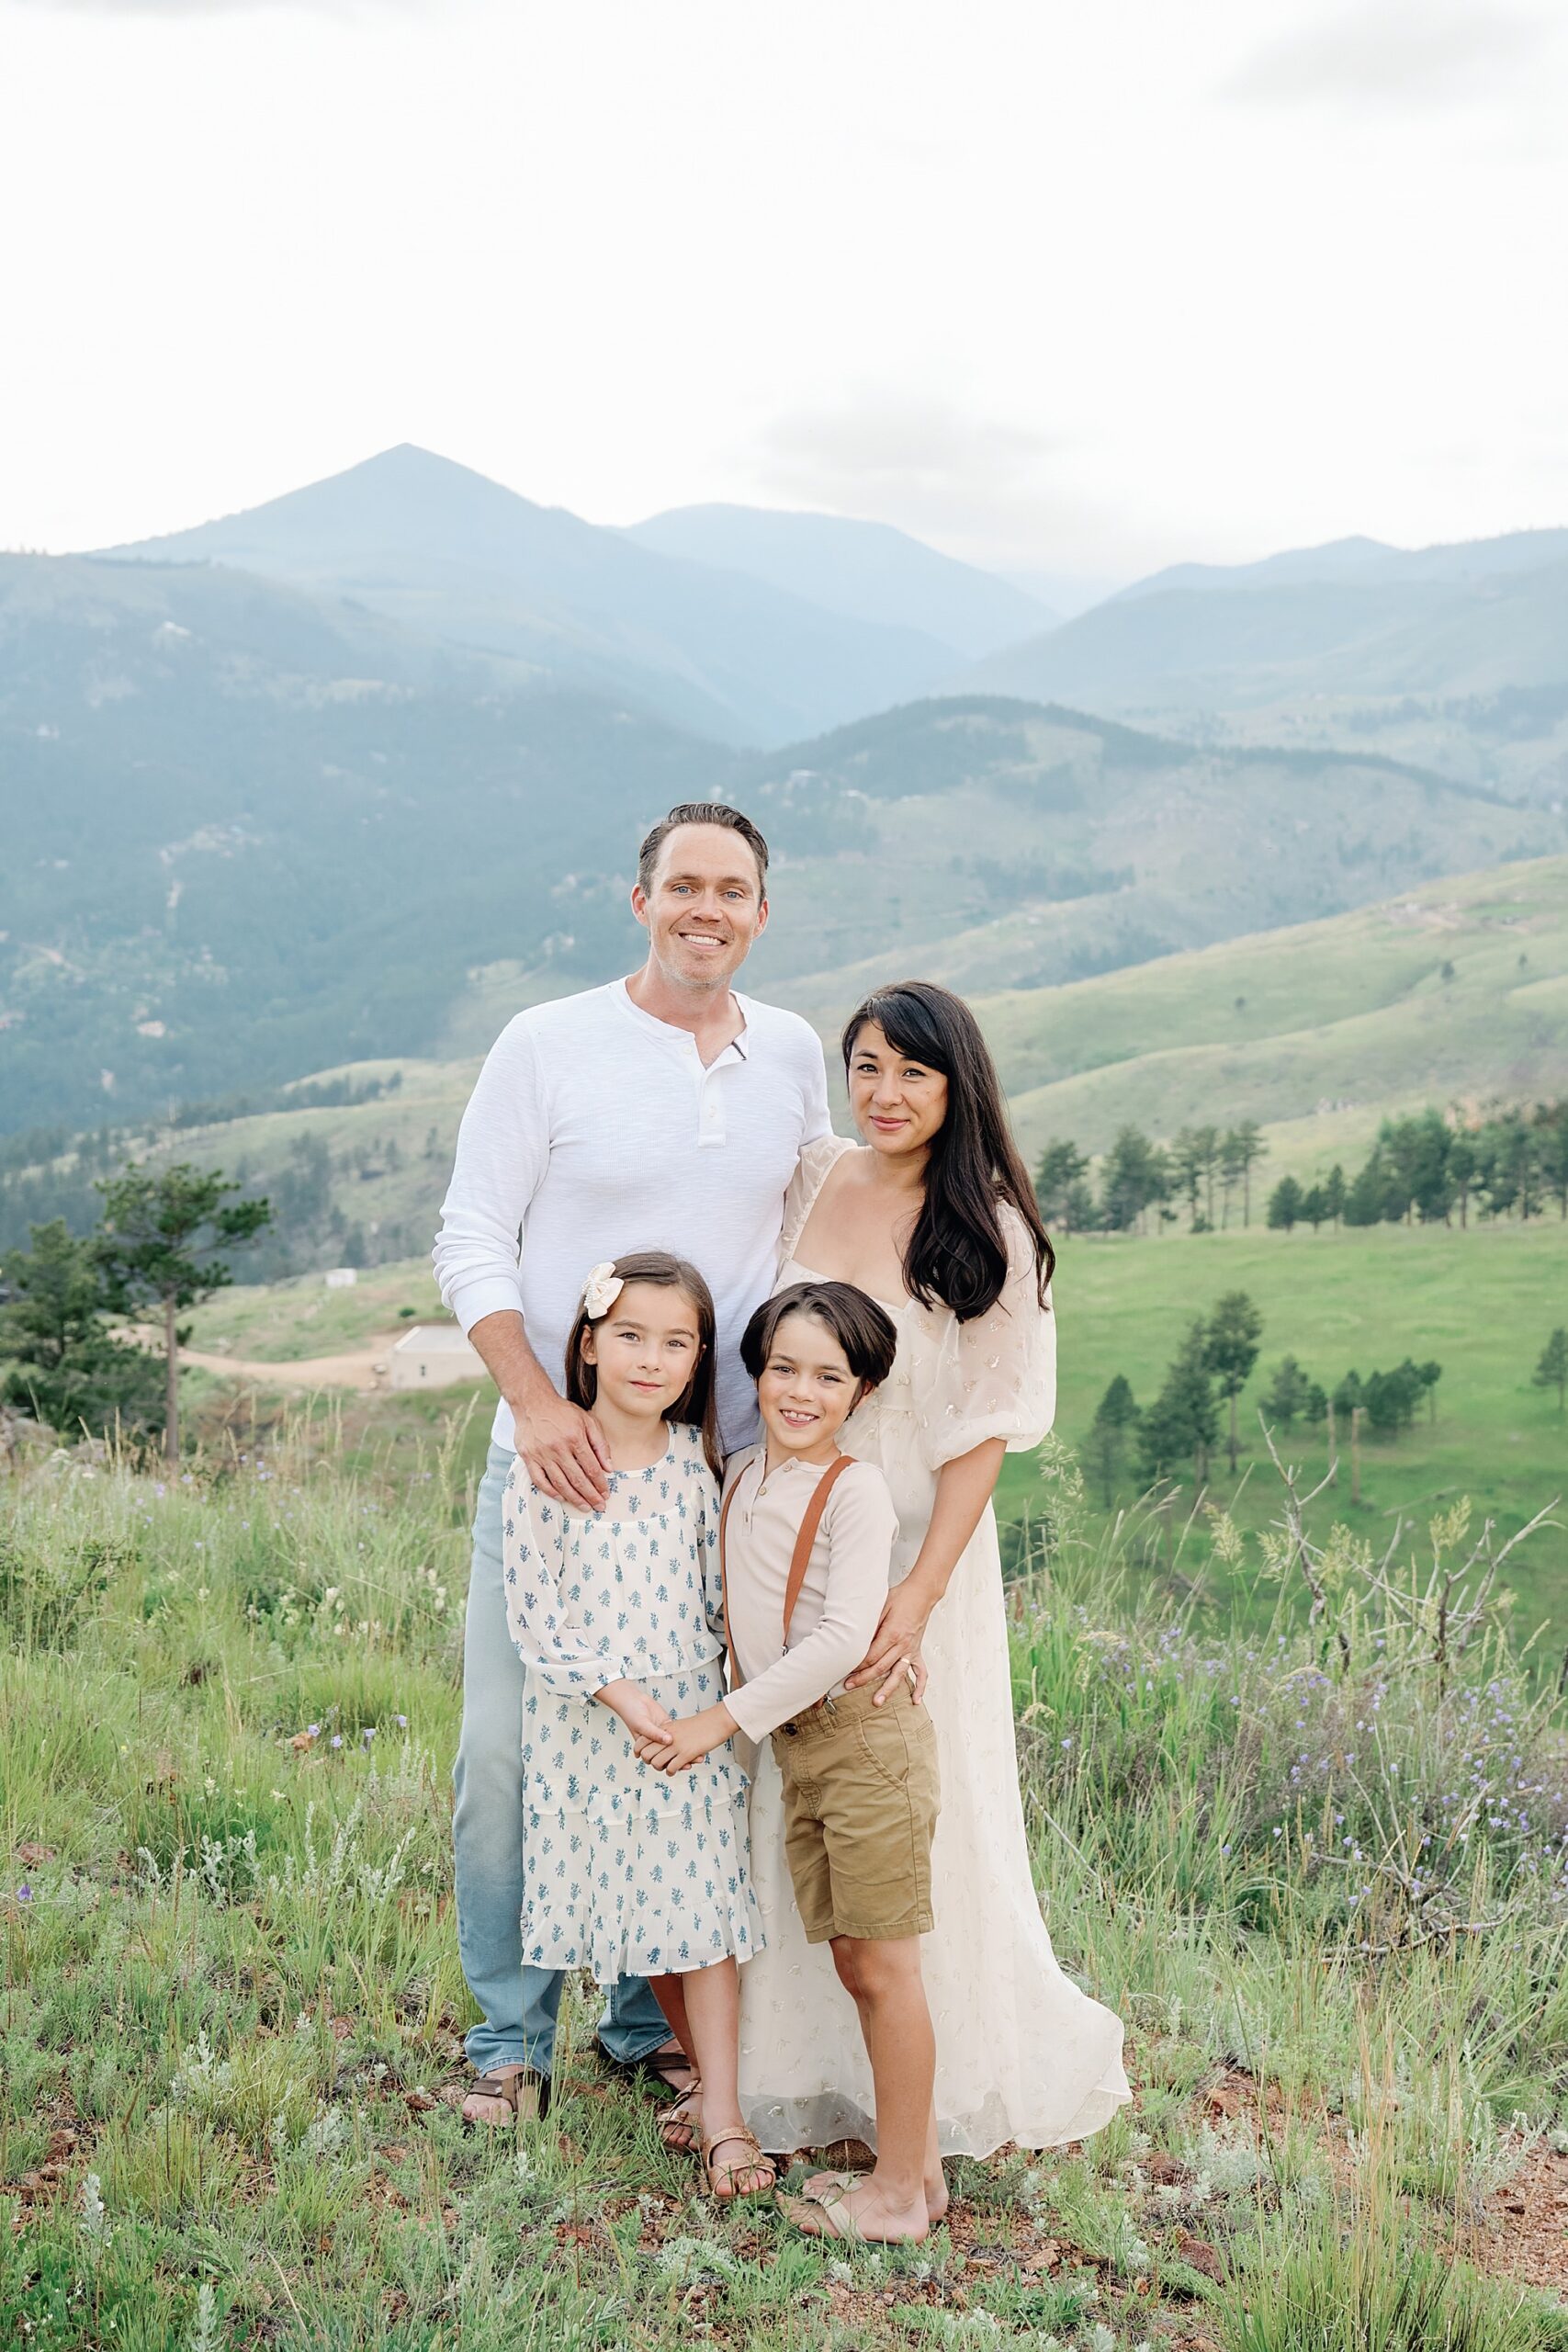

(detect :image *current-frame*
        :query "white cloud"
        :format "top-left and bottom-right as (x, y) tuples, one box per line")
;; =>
(1, 0), (1565, 577)
(1226, 0), (1551, 106)
(747, 397), (1109, 572)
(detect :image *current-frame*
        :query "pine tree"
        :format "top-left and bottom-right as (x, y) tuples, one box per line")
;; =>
(1267, 1175), (1303, 1231)
(0, 1219), (164, 1442)
(1534, 1329), (1568, 1414)
(1089, 1374), (1140, 1504)
(1261, 1354), (1311, 1431)
(1138, 1319), (1220, 1486)
(1204, 1291), (1264, 1474)
(1033, 1139), (1089, 1226)
(95, 1166), (272, 1464)
(1231, 1120), (1268, 1227)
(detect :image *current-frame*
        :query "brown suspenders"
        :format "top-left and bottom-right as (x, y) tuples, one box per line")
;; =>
(718, 1452), (855, 1692)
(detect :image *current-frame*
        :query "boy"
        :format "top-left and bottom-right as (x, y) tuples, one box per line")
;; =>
(637, 1279), (942, 2242)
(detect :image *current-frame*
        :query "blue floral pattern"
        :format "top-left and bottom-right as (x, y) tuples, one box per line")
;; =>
(502, 1425), (763, 1984)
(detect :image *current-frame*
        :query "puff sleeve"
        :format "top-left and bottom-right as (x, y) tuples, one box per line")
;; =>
(502, 1462), (630, 1695)
(910, 1206), (1055, 1470)
(779, 1134), (855, 1272)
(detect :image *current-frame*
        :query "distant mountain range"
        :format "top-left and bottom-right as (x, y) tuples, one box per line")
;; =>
(972, 528), (1568, 805)
(624, 503), (1051, 654)
(100, 446), (1035, 746)
(6, 446), (1568, 1137)
(8, 519), (1560, 1135)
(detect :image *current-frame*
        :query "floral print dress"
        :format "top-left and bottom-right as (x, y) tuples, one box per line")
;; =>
(502, 1423), (763, 1985)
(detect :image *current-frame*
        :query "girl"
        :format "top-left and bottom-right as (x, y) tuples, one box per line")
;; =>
(501, 1249), (773, 2199)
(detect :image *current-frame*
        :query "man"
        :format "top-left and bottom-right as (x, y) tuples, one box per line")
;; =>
(434, 800), (831, 2123)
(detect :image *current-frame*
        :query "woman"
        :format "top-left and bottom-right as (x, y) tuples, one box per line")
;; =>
(737, 980), (1129, 2165)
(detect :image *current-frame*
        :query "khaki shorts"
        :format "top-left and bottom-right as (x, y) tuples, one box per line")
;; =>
(771, 1682), (940, 1943)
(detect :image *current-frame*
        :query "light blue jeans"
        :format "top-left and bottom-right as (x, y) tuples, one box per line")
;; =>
(452, 1442), (672, 2077)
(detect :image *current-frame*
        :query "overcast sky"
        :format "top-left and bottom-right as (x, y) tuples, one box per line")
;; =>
(2, 0), (1565, 582)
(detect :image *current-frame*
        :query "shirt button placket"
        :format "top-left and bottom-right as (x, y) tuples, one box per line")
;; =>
(699, 1065), (727, 1148)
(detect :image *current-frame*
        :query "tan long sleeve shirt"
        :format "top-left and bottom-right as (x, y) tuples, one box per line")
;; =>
(718, 1444), (899, 1742)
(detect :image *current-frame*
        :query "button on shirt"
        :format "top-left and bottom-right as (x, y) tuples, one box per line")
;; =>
(720, 1445), (900, 1743)
(433, 980), (832, 1453)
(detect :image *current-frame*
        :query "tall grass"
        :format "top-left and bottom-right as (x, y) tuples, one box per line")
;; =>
(4, 1418), (1567, 2346)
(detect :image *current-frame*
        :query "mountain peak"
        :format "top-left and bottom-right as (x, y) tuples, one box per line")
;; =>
(100, 441), (551, 570)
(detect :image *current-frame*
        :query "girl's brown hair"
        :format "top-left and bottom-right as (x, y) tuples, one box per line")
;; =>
(563, 1250), (722, 1478)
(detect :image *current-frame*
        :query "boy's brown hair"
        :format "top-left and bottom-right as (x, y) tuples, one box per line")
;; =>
(740, 1280), (898, 1403)
(563, 1250), (722, 1478)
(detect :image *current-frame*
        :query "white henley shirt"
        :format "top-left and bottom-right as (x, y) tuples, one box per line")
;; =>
(432, 978), (832, 1453)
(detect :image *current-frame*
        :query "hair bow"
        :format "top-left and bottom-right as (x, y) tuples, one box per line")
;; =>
(581, 1261), (625, 1320)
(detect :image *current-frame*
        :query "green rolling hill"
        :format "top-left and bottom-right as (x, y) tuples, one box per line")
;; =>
(728, 698), (1561, 1009)
(967, 852), (1568, 1169)
(10, 851), (1565, 1278)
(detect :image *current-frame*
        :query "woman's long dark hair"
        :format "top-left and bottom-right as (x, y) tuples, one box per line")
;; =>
(842, 981), (1053, 1322)
(563, 1250), (722, 1478)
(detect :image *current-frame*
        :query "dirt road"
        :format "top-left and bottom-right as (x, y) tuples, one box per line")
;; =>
(128, 1329), (399, 1393)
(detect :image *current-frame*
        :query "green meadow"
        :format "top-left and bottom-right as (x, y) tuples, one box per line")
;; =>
(186, 1215), (1568, 1639)
(7, 1418), (1568, 2348)
(1000, 1218), (1568, 1637)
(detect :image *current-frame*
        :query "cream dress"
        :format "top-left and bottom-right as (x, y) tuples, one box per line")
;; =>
(738, 1136), (1131, 2158)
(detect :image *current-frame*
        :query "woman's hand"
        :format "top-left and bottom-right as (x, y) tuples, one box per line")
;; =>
(845, 1581), (933, 1706)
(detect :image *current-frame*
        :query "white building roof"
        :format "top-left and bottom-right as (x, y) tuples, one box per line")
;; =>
(391, 1323), (475, 1355)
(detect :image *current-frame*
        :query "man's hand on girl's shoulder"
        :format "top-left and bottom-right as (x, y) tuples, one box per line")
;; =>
(514, 1379), (612, 1510)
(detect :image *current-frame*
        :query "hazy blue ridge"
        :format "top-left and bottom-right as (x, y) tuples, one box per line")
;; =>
(98, 444), (970, 747)
(624, 502), (1053, 657)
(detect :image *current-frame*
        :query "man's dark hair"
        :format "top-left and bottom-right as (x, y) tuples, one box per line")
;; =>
(637, 802), (770, 897)
(740, 1280), (898, 1394)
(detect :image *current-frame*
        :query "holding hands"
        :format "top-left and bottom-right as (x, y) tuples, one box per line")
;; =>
(597, 1679), (676, 1746)
(635, 1701), (739, 1776)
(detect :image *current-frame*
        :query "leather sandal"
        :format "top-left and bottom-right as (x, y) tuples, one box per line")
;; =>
(700, 2121), (776, 2200)
(593, 2036), (696, 2095)
(658, 2077), (703, 2154)
(458, 2064), (549, 2125)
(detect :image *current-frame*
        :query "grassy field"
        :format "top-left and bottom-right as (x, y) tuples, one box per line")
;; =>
(189, 1215), (1568, 1639)
(6, 1422), (1568, 2347)
(979, 853), (1568, 1167)
(1000, 1217), (1568, 1638)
